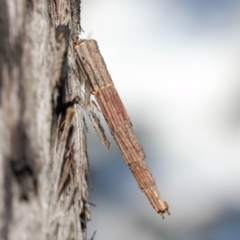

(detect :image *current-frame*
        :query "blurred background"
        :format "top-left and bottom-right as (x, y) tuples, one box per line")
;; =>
(80, 0), (240, 239)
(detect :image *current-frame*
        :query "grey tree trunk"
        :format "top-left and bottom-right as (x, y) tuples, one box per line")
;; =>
(0, 1), (92, 239)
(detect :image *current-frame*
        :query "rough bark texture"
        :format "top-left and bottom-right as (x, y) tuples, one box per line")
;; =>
(0, 1), (92, 239)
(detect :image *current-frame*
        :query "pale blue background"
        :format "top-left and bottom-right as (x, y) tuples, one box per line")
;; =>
(80, 1), (240, 239)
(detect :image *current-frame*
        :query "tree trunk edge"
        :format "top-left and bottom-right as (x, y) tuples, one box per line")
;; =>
(0, 1), (91, 239)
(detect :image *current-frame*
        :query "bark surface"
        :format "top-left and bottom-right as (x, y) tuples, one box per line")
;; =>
(0, 1), (94, 239)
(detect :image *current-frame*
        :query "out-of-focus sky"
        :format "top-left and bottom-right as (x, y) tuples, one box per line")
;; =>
(80, 1), (240, 239)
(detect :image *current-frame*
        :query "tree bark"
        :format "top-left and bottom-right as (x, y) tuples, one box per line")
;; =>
(0, 1), (91, 239)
